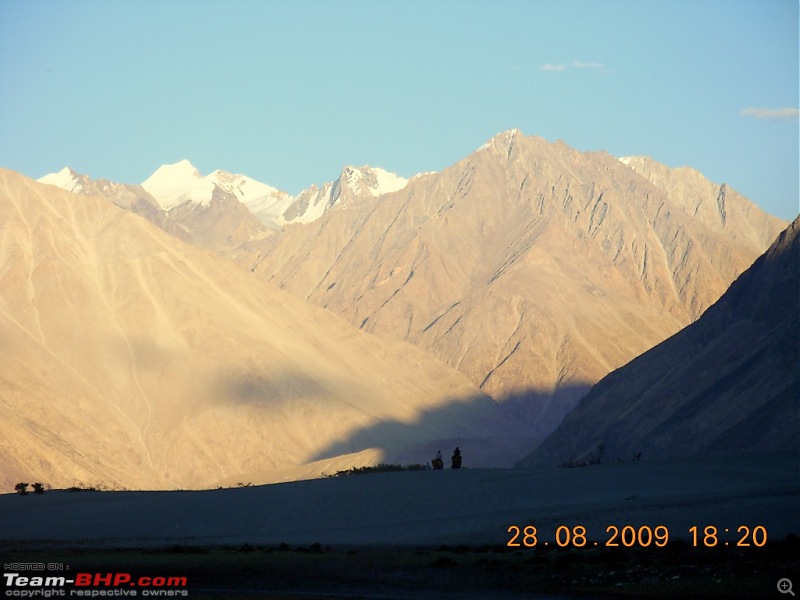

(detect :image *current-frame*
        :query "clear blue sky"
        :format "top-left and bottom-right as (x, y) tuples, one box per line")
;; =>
(1, 0), (797, 220)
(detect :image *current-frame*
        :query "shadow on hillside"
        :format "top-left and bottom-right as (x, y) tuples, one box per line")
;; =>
(217, 370), (329, 405)
(310, 384), (592, 469)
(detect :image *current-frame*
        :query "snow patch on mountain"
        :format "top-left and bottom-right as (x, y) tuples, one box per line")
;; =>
(282, 166), (407, 225)
(363, 166), (408, 196)
(206, 170), (292, 226)
(207, 170), (279, 203)
(375, 168), (407, 194)
(283, 184), (334, 225)
(476, 129), (522, 155)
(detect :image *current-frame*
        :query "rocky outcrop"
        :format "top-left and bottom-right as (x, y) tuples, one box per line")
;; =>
(517, 217), (799, 467)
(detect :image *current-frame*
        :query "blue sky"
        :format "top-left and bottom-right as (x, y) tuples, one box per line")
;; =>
(1, 0), (797, 220)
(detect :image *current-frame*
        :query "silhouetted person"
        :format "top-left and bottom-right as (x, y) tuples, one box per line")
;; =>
(451, 446), (462, 469)
(432, 450), (444, 470)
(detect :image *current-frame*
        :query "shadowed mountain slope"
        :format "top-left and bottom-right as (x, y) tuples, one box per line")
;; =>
(234, 131), (786, 437)
(517, 216), (800, 468)
(0, 169), (500, 490)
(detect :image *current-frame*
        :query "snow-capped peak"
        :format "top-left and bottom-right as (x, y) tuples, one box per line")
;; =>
(142, 160), (215, 210)
(147, 159), (204, 183)
(340, 165), (407, 197)
(281, 165), (408, 226)
(38, 167), (84, 192)
(206, 170), (280, 203)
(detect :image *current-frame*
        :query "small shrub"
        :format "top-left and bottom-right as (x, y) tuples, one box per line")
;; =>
(66, 483), (99, 492)
(325, 463), (427, 477)
(14, 482), (28, 496)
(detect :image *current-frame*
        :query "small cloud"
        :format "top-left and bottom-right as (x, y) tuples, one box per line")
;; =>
(540, 61), (606, 73)
(740, 107), (800, 120)
(572, 61), (605, 69)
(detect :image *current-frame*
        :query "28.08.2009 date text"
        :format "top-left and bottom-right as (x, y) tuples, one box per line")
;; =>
(506, 524), (768, 548)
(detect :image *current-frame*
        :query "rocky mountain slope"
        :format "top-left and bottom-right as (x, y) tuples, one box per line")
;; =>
(517, 216), (799, 467)
(0, 169), (507, 490)
(233, 130), (787, 440)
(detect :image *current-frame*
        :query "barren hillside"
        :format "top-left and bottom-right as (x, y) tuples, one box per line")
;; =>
(0, 169), (505, 490)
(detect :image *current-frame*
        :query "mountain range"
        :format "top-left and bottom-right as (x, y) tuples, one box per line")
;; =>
(13, 129), (792, 489)
(232, 130), (787, 440)
(39, 161), (409, 246)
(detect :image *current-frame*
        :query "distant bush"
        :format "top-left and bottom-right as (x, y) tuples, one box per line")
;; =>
(64, 481), (128, 492)
(14, 482), (48, 495)
(325, 463), (427, 477)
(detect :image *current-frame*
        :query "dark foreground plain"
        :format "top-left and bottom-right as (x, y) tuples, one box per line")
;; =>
(2, 453), (798, 598)
(5, 540), (798, 599)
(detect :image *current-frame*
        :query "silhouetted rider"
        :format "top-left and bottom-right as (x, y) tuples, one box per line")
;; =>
(451, 446), (462, 469)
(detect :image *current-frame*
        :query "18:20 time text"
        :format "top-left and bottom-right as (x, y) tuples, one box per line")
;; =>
(506, 524), (768, 548)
